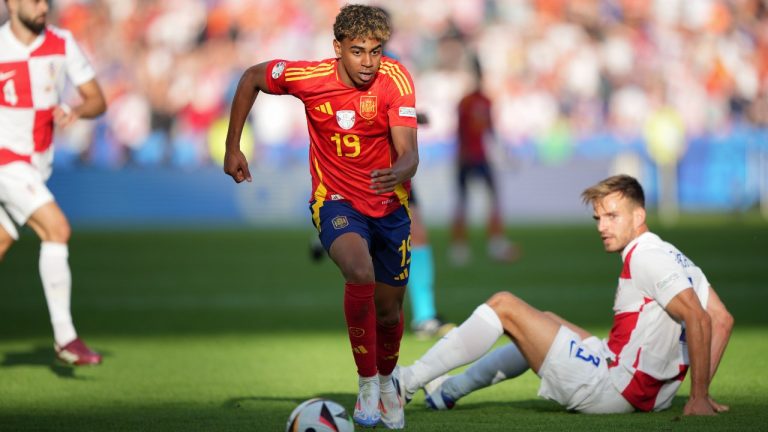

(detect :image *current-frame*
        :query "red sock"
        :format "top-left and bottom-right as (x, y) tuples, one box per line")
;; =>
(344, 282), (377, 377)
(376, 310), (404, 376)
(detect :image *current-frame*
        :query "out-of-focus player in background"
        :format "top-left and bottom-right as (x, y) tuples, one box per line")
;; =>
(0, 0), (107, 365)
(397, 175), (733, 416)
(450, 54), (519, 266)
(223, 4), (418, 429)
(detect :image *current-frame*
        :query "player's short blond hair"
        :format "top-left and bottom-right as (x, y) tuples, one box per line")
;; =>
(581, 174), (645, 208)
(333, 4), (391, 44)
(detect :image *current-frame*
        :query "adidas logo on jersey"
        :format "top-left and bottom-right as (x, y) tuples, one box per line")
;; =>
(314, 102), (333, 115)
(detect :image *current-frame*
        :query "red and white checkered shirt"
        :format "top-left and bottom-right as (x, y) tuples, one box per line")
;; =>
(0, 23), (95, 179)
(606, 232), (710, 412)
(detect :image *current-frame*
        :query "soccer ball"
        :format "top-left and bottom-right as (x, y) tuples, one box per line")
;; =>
(285, 398), (355, 432)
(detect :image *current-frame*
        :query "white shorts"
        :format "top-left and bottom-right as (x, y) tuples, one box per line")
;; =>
(537, 326), (634, 414)
(0, 162), (54, 240)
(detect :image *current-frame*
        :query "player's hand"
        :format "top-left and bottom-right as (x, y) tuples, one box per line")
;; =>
(369, 168), (398, 194)
(53, 104), (79, 128)
(683, 396), (717, 416)
(223, 150), (252, 183)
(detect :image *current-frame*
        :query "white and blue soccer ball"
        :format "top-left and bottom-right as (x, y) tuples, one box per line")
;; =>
(285, 398), (355, 432)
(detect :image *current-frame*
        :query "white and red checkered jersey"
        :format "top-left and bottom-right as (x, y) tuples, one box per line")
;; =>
(604, 232), (710, 412)
(0, 23), (95, 178)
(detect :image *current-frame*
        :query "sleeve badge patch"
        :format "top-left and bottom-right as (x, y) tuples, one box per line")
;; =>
(399, 107), (417, 118)
(271, 61), (286, 79)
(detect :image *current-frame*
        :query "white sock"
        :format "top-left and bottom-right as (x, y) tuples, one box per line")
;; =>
(40, 242), (77, 346)
(405, 303), (503, 392)
(443, 342), (529, 401)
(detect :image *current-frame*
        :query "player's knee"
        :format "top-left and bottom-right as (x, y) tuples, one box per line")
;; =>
(376, 306), (401, 327)
(50, 221), (71, 243)
(343, 266), (374, 284)
(486, 291), (522, 313)
(0, 238), (12, 261)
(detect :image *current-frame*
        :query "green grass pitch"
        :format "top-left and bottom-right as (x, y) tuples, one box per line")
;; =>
(1, 219), (766, 431)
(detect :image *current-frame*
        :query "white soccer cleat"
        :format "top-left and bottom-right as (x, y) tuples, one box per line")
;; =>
(424, 375), (456, 410)
(379, 374), (405, 429)
(391, 365), (415, 406)
(353, 375), (381, 428)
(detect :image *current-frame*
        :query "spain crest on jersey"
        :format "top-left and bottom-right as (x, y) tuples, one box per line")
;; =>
(359, 95), (377, 120)
(336, 110), (355, 130)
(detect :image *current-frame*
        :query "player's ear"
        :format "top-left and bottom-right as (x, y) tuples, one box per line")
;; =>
(333, 39), (342, 59)
(633, 205), (646, 229)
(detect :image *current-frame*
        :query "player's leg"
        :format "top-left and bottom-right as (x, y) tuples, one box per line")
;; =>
(424, 341), (529, 410)
(486, 292), (564, 372)
(704, 285), (733, 412)
(2, 162), (101, 365)
(375, 281), (406, 429)
(370, 205), (412, 429)
(449, 164), (471, 266)
(479, 164), (519, 263)
(0, 206), (17, 261)
(327, 231), (381, 426)
(26, 202), (102, 364)
(398, 301), (507, 400)
(316, 201), (380, 427)
(424, 310), (585, 409)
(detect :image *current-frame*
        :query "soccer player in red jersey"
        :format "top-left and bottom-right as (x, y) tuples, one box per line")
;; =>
(223, 5), (417, 429)
(0, 0), (106, 365)
(451, 55), (519, 265)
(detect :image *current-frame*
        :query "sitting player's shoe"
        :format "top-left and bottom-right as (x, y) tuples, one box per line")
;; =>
(379, 374), (405, 429)
(411, 317), (456, 340)
(392, 366), (415, 406)
(487, 236), (521, 264)
(309, 236), (325, 262)
(54, 338), (102, 366)
(424, 375), (456, 410)
(353, 375), (381, 428)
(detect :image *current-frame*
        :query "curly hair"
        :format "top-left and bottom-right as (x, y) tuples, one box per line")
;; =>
(581, 174), (646, 208)
(333, 4), (391, 43)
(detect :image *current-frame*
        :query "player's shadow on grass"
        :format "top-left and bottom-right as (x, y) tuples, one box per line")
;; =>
(222, 393), (357, 410)
(1, 345), (101, 379)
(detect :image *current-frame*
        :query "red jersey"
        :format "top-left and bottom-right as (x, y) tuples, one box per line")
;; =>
(265, 56), (417, 218)
(457, 90), (492, 165)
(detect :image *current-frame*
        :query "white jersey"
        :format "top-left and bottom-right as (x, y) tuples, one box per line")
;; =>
(0, 23), (95, 179)
(603, 232), (710, 412)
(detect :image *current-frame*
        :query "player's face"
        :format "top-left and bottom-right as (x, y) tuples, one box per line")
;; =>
(13, 0), (49, 34)
(333, 37), (383, 88)
(591, 192), (645, 253)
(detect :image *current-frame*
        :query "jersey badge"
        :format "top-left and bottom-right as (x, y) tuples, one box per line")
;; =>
(332, 215), (349, 229)
(336, 110), (355, 130)
(271, 61), (286, 79)
(359, 95), (377, 120)
(399, 107), (417, 118)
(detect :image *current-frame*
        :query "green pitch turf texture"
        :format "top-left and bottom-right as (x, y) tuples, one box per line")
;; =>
(1, 218), (766, 431)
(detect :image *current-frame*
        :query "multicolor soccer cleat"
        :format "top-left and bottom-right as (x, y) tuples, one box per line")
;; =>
(54, 338), (102, 366)
(424, 375), (456, 410)
(378, 374), (405, 429)
(353, 375), (381, 428)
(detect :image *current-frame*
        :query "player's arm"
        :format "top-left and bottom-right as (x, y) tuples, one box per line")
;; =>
(704, 285), (733, 412)
(370, 125), (418, 194)
(664, 288), (715, 416)
(53, 79), (106, 127)
(224, 61), (271, 183)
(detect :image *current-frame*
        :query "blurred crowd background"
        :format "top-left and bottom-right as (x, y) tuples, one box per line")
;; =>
(2, 0), (767, 224)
